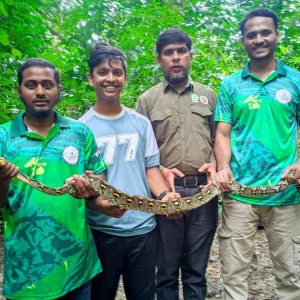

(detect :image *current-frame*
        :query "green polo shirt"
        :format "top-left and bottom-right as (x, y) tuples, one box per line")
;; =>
(0, 112), (107, 299)
(215, 60), (300, 206)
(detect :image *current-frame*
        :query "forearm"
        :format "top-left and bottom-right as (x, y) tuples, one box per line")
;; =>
(146, 166), (169, 198)
(215, 129), (232, 171)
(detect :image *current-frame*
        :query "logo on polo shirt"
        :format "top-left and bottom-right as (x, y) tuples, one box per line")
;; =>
(275, 89), (292, 104)
(63, 146), (79, 164)
(191, 93), (200, 103)
(244, 95), (261, 110)
(200, 96), (208, 104)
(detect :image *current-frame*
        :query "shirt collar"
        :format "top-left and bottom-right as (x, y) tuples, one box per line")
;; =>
(163, 76), (194, 93)
(10, 111), (70, 138)
(241, 58), (287, 79)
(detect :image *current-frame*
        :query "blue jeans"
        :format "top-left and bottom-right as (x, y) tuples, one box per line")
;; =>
(156, 185), (218, 300)
(91, 229), (157, 300)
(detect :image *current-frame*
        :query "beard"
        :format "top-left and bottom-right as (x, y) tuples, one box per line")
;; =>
(20, 95), (57, 119)
(26, 108), (52, 118)
(165, 69), (189, 85)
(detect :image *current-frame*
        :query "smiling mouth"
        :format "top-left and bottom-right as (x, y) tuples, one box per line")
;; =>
(103, 85), (118, 90)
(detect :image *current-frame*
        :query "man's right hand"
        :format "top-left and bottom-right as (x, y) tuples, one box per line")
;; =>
(213, 168), (234, 192)
(86, 196), (127, 218)
(161, 167), (184, 192)
(0, 159), (19, 185)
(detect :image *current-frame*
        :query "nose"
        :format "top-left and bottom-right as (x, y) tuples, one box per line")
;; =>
(106, 71), (116, 82)
(171, 51), (180, 61)
(36, 84), (46, 96)
(254, 34), (264, 44)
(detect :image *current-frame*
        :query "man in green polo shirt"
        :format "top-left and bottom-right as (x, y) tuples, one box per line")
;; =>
(214, 8), (300, 299)
(0, 58), (117, 299)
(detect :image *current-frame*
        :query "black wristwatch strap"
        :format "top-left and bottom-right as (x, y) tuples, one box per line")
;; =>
(157, 190), (170, 200)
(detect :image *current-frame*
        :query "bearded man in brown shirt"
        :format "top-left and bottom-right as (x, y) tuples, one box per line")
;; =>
(136, 29), (218, 300)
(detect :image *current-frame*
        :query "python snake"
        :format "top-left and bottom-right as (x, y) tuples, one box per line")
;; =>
(1, 157), (300, 215)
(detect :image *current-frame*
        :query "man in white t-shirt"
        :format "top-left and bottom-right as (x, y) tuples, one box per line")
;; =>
(80, 43), (179, 300)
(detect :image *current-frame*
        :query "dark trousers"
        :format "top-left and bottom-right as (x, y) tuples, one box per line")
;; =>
(90, 229), (157, 300)
(156, 185), (218, 300)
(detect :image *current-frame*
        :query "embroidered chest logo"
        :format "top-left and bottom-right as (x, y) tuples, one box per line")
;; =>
(191, 93), (200, 103)
(275, 89), (292, 104)
(63, 146), (79, 164)
(25, 158), (47, 176)
(244, 95), (262, 110)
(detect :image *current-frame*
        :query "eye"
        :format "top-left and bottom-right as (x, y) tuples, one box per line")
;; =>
(246, 32), (256, 39)
(113, 70), (124, 76)
(262, 30), (271, 36)
(98, 69), (108, 76)
(163, 49), (174, 56)
(177, 48), (188, 55)
(25, 81), (37, 89)
(42, 81), (55, 89)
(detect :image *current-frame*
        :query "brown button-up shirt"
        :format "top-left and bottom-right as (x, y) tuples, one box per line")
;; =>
(136, 78), (217, 176)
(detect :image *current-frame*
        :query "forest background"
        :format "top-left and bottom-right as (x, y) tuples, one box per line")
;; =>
(0, 0), (300, 122)
(0, 0), (300, 229)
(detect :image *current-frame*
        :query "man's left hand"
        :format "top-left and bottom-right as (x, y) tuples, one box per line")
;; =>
(198, 163), (217, 190)
(161, 191), (184, 219)
(282, 161), (300, 178)
(67, 173), (99, 200)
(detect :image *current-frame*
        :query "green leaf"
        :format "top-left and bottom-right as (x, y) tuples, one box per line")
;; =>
(0, 2), (8, 16)
(12, 48), (22, 58)
(0, 28), (9, 46)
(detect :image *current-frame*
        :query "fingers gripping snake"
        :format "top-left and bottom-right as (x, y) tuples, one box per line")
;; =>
(1, 158), (300, 215)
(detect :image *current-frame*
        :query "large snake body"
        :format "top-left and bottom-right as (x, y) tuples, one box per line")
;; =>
(1, 158), (299, 215)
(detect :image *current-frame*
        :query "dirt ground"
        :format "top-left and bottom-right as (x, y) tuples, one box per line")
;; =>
(0, 230), (275, 299)
(116, 229), (274, 300)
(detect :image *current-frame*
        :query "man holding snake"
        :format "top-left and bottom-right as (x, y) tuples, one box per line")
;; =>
(0, 58), (116, 299)
(214, 8), (300, 300)
(79, 43), (178, 300)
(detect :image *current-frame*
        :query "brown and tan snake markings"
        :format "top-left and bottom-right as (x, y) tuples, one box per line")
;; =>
(1, 157), (299, 215)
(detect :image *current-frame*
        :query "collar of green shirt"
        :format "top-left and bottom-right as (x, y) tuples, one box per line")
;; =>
(10, 111), (70, 138)
(163, 76), (195, 93)
(241, 58), (287, 79)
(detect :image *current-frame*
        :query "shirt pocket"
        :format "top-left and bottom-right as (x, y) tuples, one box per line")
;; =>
(190, 104), (212, 136)
(150, 109), (175, 144)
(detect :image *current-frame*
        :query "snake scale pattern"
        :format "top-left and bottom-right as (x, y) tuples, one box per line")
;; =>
(1, 157), (300, 215)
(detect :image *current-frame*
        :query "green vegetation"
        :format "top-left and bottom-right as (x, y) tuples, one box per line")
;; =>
(0, 0), (299, 121)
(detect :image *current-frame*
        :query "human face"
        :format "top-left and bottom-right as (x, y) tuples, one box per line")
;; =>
(157, 43), (193, 86)
(88, 59), (126, 104)
(18, 67), (61, 118)
(242, 16), (279, 61)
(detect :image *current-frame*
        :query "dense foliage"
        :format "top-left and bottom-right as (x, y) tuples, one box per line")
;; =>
(0, 0), (299, 122)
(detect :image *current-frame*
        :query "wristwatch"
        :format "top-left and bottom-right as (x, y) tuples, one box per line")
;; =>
(157, 189), (170, 200)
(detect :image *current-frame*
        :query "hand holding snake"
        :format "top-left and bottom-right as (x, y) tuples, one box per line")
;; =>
(1, 157), (300, 215)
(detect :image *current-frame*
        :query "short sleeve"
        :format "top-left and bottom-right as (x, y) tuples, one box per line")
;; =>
(145, 119), (160, 168)
(84, 129), (107, 175)
(214, 82), (233, 124)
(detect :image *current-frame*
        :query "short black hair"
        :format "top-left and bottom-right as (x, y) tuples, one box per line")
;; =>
(156, 28), (192, 56)
(240, 8), (278, 37)
(88, 43), (127, 75)
(17, 58), (60, 85)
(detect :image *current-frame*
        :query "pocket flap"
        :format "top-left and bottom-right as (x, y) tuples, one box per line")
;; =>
(292, 236), (300, 244)
(218, 228), (232, 238)
(191, 105), (212, 117)
(151, 109), (173, 121)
